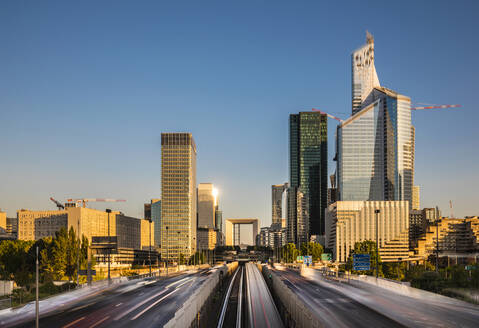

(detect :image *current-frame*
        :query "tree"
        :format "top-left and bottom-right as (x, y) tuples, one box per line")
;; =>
(0, 240), (35, 287)
(65, 227), (80, 281)
(345, 240), (382, 276)
(300, 242), (323, 262)
(282, 243), (300, 263)
(179, 253), (186, 265)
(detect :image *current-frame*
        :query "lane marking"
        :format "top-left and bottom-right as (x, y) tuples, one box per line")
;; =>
(89, 315), (110, 328)
(165, 277), (191, 289)
(115, 302), (123, 307)
(69, 302), (96, 312)
(130, 288), (179, 320)
(114, 289), (169, 320)
(62, 316), (85, 328)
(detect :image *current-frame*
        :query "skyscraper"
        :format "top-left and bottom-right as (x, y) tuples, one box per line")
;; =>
(337, 35), (414, 207)
(412, 186), (420, 210)
(161, 133), (197, 261)
(151, 199), (161, 247)
(272, 183), (287, 227)
(288, 112), (328, 243)
(351, 31), (380, 115)
(197, 183), (215, 229)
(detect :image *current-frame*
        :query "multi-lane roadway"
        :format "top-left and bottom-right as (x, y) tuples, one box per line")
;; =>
(272, 267), (479, 328)
(8, 270), (214, 328)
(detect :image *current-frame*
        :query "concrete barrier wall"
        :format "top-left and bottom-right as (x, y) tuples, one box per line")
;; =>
(262, 265), (323, 328)
(164, 263), (237, 328)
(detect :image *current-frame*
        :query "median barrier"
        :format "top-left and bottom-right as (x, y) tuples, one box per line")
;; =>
(164, 262), (237, 328)
(262, 265), (323, 328)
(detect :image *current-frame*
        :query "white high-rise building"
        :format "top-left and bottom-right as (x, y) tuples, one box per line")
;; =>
(351, 31), (381, 115)
(338, 34), (414, 208)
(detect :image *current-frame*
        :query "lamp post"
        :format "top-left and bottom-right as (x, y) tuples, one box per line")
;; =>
(436, 220), (440, 273)
(375, 209), (380, 279)
(106, 209), (112, 284)
(177, 231), (181, 267)
(35, 246), (39, 328)
(148, 218), (152, 276)
(166, 226), (169, 276)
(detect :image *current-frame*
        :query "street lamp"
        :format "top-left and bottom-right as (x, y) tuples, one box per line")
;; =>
(177, 231), (181, 267)
(375, 209), (380, 279)
(148, 218), (152, 276)
(166, 226), (169, 276)
(106, 208), (112, 284)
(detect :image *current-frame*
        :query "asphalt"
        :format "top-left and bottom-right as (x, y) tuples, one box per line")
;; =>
(273, 267), (479, 328)
(9, 270), (214, 328)
(245, 263), (283, 328)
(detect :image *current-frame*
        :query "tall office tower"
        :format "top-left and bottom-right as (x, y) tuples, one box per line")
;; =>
(338, 87), (414, 205)
(197, 183), (215, 228)
(352, 31), (381, 115)
(161, 133), (197, 261)
(151, 199), (161, 247)
(272, 183), (287, 226)
(288, 112), (328, 243)
(412, 186), (420, 210)
(0, 210), (6, 232)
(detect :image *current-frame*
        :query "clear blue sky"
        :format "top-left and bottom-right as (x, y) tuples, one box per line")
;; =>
(1, 1), (478, 237)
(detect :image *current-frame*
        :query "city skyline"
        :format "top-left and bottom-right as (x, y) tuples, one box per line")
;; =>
(1, 1), (478, 225)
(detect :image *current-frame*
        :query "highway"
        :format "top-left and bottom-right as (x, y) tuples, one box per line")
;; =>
(245, 263), (283, 328)
(8, 270), (214, 328)
(273, 268), (403, 328)
(273, 267), (479, 328)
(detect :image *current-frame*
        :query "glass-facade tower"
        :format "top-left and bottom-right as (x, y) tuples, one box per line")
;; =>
(338, 87), (414, 206)
(288, 112), (328, 242)
(161, 133), (197, 260)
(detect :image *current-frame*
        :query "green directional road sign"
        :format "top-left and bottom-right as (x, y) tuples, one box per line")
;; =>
(465, 265), (474, 271)
(321, 253), (332, 261)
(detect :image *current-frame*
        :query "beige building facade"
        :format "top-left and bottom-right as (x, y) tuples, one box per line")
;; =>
(17, 207), (152, 250)
(0, 211), (6, 232)
(326, 201), (410, 263)
(412, 186), (420, 210)
(415, 217), (479, 258)
(18, 210), (68, 240)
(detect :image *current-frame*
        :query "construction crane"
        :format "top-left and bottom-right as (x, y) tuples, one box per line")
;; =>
(49, 197), (65, 210)
(411, 104), (461, 110)
(66, 198), (126, 208)
(311, 108), (343, 122)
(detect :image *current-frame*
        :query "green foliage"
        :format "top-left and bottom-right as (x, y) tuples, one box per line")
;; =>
(0, 239), (35, 287)
(300, 242), (323, 262)
(382, 262), (407, 281)
(190, 251), (205, 265)
(281, 243), (300, 263)
(0, 227), (91, 287)
(345, 240), (382, 276)
(179, 253), (186, 265)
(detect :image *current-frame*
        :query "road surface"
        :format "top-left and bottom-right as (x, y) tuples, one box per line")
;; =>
(9, 270), (214, 328)
(273, 267), (479, 328)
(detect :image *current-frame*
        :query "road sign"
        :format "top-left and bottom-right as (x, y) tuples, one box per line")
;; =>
(321, 253), (332, 261)
(304, 256), (312, 266)
(353, 254), (370, 271)
(78, 270), (96, 276)
(296, 256), (303, 262)
(465, 265), (474, 271)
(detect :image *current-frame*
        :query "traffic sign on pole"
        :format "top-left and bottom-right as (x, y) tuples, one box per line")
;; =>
(353, 254), (370, 271)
